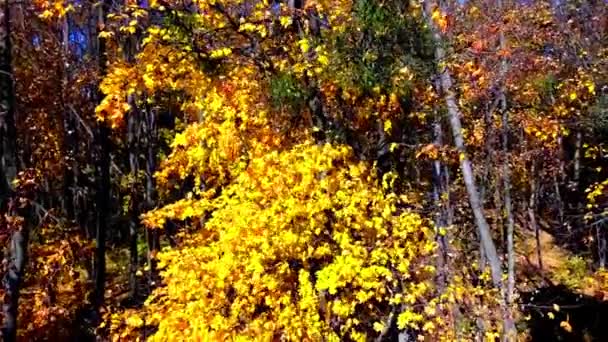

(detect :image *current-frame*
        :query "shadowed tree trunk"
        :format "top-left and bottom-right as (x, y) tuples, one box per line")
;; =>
(92, 0), (112, 312)
(122, 35), (140, 301)
(1, 1), (29, 340)
(0, 0), (16, 205)
(61, 14), (77, 221)
(143, 102), (159, 285)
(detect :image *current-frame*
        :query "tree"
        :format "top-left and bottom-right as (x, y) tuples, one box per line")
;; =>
(421, 0), (515, 338)
(1, 1), (27, 340)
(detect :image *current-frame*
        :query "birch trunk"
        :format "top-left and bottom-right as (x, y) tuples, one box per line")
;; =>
(422, 0), (503, 291)
(422, 1), (515, 339)
(497, 0), (516, 313)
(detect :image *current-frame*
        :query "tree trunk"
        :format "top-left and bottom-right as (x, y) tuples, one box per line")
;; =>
(92, 0), (112, 311)
(423, 0), (503, 290)
(572, 129), (582, 192)
(127, 98), (139, 300)
(123, 35), (140, 300)
(432, 118), (448, 290)
(143, 103), (159, 283)
(61, 15), (77, 221)
(93, 123), (110, 310)
(553, 175), (564, 228)
(528, 162), (542, 270)
(1, 212), (30, 342)
(597, 226), (606, 269)
(0, 2), (27, 340)
(0, 0), (16, 206)
(572, 130), (583, 229)
(496, 2), (516, 312)
(422, 1), (515, 338)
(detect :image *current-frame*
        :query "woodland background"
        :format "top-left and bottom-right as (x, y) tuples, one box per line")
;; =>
(0, 0), (607, 341)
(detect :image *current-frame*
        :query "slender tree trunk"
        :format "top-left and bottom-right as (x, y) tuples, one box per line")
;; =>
(572, 130), (583, 228)
(422, 1), (515, 338)
(0, 0), (16, 206)
(0, 2), (27, 341)
(480, 100), (496, 202)
(496, 2), (516, 312)
(423, 0), (502, 290)
(127, 99), (139, 299)
(92, 0), (112, 312)
(431, 97), (449, 290)
(528, 162), (542, 270)
(557, 132), (565, 180)
(555, 128), (566, 228)
(93, 124), (110, 310)
(554, 175), (564, 228)
(61, 15), (77, 221)
(597, 226), (606, 269)
(1, 209), (30, 342)
(122, 35), (140, 300)
(572, 130), (582, 192)
(143, 103), (159, 283)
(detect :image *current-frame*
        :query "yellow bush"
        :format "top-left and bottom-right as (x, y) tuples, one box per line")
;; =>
(112, 143), (437, 341)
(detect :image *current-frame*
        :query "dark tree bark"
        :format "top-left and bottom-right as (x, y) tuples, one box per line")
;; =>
(122, 35), (140, 300)
(127, 97), (139, 299)
(142, 102), (159, 284)
(92, 0), (112, 312)
(93, 124), (110, 310)
(1, 2), (31, 340)
(2, 202), (32, 342)
(61, 15), (77, 221)
(0, 0), (17, 339)
(0, 0), (16, 205)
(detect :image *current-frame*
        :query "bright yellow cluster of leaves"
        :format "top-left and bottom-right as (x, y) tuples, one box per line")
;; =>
(585, 178), (608, 223)
(141, 66), (308, 216)
(95, 0), (353, 127)
(96, 35), (210, 127)
(33, 0), (74, 20)
(114, 143), (438, 341)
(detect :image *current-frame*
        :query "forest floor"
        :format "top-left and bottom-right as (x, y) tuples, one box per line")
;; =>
(517, 226), (608, 341)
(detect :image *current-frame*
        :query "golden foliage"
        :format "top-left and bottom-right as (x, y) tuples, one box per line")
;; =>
(112, 143), (439, 341)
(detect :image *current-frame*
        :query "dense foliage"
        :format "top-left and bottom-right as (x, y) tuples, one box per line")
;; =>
(0, 0), (607, 341)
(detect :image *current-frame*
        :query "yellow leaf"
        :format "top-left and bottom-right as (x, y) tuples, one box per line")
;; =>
(317, 54), (329, 66)
(126, 315), (144, 328)
(560, 320), (572, 332)
(298, 39), (310, 53)
(383, 119), (393, 134)
(373, 321), (385, 332)
(279, 16), (292, 28)
(99, 31), (114, 39)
